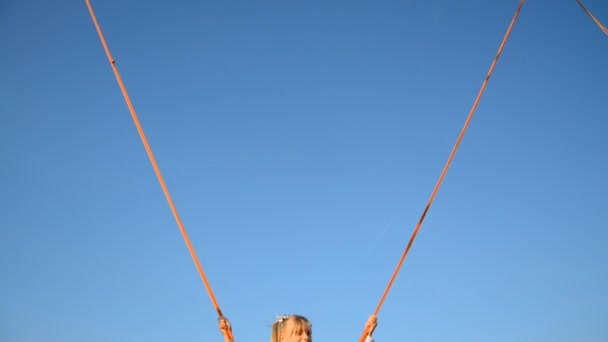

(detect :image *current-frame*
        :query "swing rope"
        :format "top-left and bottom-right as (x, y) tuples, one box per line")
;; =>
(85, 1), (232, 340)
(576, 0), (608, 36)
(358, 1), (525, 341)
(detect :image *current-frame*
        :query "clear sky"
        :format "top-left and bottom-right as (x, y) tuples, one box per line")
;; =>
(1, 0), (607, 341)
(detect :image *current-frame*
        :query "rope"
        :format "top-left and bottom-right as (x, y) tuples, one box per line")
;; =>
(358, 1), (525, 341)
(576, 0), (608, 36)
(85, 2), (232, 339)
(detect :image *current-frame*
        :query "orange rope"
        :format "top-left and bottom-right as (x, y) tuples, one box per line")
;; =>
(358, 1), (525, 341)
(576, 0), (608, 36)
(85, 1), (232, 339)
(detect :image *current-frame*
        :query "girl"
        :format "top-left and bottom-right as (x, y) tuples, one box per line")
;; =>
(218, 314), (378, 342)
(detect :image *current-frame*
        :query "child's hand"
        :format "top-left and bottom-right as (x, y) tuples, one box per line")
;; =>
(218, 317), (233, 342)
(365, 314), (378, 336)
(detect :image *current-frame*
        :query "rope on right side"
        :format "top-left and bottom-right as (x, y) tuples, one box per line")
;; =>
(576, 0), (608, 36)
(357, 1), (526, 341)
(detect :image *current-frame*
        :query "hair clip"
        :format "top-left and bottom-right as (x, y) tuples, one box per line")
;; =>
(276, 314), (290, 323)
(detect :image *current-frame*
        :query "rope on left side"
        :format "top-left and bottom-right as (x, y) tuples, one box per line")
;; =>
(85, 2), (232, 340)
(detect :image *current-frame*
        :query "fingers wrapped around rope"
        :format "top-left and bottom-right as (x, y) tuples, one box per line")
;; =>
(218, 316), (234, 342)
(365, 314), (378, 336)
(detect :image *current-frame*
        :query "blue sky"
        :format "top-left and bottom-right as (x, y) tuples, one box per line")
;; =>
(1, 0), (607, 341)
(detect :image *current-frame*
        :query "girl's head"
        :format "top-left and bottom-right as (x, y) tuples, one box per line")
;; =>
(270, 314), (312, 342)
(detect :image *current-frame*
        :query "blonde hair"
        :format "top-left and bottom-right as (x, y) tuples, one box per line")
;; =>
(270, 315), (312, 342)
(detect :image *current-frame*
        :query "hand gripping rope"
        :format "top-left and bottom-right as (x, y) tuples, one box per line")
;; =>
(358, 1), (525, 341)
(85, 1), (233, 340)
